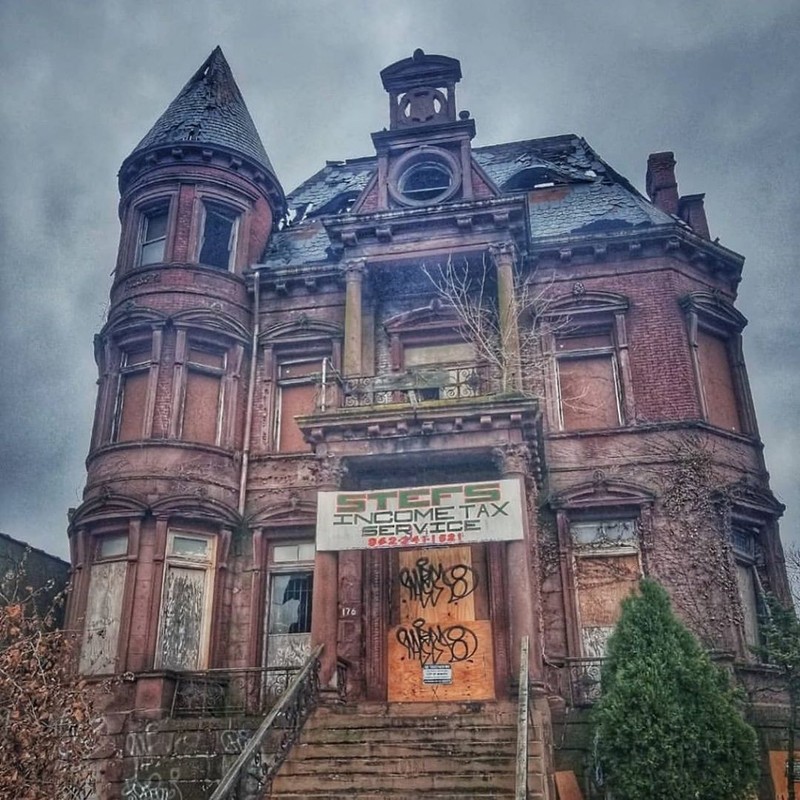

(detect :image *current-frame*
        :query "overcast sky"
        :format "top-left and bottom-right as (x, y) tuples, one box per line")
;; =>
(0, 0), (797, 561)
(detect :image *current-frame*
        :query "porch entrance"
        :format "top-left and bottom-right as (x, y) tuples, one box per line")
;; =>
(387, 544), (495, 702)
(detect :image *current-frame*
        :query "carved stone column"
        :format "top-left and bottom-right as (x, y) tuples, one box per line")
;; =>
(343, 259), (366, 377)
(489, 242), (522, 392)
(493, 443), (542, 683)
(311, 454), (346, 687)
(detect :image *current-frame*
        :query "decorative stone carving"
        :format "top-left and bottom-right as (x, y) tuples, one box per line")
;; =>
(488, 241), (517, 264)
(315, 454), (347, 488)
(493, 443), (530, 476)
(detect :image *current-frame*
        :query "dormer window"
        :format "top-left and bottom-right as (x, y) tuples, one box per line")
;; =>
(198, 202), (239, 270)
(138, 207), (169, 266)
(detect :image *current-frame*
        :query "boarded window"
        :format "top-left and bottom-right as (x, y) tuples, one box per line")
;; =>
(696, 330), (741, 431)
(276, 360), (322, 452)
(575, 554), (640, 657)
(557, 334), (620, 430)
(404, 340), (474, 367)
(156, 533), (215, 671)
(114, 347), (151, 442)
(571, 519), (640, 658)
(198, 203), (238, 270)
(80, 534), (128, 674)
(181, 347), (224, 444)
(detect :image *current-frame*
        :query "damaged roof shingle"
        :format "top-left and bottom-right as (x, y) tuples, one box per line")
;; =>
(260, 135), (673, 268)
(127, 47), (279, 181)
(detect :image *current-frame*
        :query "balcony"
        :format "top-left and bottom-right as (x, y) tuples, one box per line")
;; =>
(299, 361), (539, 457)
(332, 364), (492, 409)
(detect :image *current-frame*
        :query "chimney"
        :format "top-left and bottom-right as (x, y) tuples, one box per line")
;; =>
(646, 151), (679, 216)
(678, 194), (710, 240)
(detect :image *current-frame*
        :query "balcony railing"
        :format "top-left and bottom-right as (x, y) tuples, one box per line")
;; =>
(559, 657), (605, 707)
(171, 665), (300, 717)
(317, 362), (493, 411)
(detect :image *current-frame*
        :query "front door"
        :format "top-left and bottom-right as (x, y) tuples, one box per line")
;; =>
(387, 544), (495, 702)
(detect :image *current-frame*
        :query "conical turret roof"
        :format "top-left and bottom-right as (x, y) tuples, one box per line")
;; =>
(128, 47), (278, 179)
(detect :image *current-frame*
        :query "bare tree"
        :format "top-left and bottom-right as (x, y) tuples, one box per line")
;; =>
(423, 255), (565, 395)
(0, 557), (103, 799)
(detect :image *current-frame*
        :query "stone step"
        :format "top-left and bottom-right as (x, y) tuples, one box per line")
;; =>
(268, 701), (547, 799)
(299, 724), (517, 743)
(278, 754), (518, 775)
(289, 739), (541, 759)
(270, 771), (517, 793)
(270, 793), (519, 799)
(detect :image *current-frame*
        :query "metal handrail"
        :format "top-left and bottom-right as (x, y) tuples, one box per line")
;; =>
(515, 636), (530, 800)
(209, 643), (323, 800)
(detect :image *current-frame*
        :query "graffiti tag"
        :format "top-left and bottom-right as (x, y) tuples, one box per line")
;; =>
(398, 557), (476, 608)
(396, 618), (479, 665)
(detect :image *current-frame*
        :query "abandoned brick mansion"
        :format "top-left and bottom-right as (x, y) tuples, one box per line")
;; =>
(65, 48), (794, 798)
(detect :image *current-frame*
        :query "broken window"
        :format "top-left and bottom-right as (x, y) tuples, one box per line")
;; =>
(156, 532), (216, 671)
(264, 541), (315, 676)
(556, 331), (622, 430)
(571, 518), (640, 658)
(181, 346), (225, 445)
(730, 527), (762, 651)
(138, 206), (169, 266)
(80, 533), (129, 674)
(113, 345), (152, 442)
(198, 202), (238, 270)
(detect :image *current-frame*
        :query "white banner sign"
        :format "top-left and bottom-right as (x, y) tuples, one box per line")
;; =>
(316, 479), (524, 551)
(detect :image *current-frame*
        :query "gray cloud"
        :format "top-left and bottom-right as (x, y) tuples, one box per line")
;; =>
(1, 0), (798, 559)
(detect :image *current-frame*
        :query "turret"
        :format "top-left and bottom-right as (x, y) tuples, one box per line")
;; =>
(67, 49), (283, 686)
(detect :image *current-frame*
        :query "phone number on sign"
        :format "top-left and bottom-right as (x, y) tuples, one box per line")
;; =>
(366, 532), (464, 549)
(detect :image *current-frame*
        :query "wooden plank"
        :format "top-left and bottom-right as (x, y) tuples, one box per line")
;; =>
(576, 554), (639, 627)
(80, 560), (126, 674)
(769, 750), (800, 799)
(398, 546), (476, 624)
(555, 771), (584, 800)
(387, 618), (494, 702)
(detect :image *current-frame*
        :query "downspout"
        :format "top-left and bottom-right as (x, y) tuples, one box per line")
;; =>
(238, 269), (260, 516)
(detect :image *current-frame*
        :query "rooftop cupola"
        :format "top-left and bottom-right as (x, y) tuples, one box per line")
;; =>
(118, 47), (284, 215)
(380, 49), (464, 130)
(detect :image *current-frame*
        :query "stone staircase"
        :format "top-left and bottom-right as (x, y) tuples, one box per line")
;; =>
(269, 700), (548, 799)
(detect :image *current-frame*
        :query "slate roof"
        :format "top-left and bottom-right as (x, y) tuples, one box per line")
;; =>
(261, 135), (675, 268)
(128, 47), (279, 180)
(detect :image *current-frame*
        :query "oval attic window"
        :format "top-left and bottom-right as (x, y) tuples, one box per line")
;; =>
(398, 161), (454, 202)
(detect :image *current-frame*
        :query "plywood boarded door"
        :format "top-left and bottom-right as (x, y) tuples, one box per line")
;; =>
(387, 545), (495, 702)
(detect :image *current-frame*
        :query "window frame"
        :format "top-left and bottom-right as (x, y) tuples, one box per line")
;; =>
(265, 541), (316, 637)
(681, 292), (754, 435)
(567, 514), (642, 659)
(137, 205), (170, 267)
(554, 327), (623, 431)
(273, 356), (327, 453)
(79, 532), (131, 675)
(543, 293), (633, 433)
(178, 343), (227, 446)
(196, 200), (240, 272)
(260, 320), (343, 451)
(111, 335), (158, 443)
(154, 530), (217, 671)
